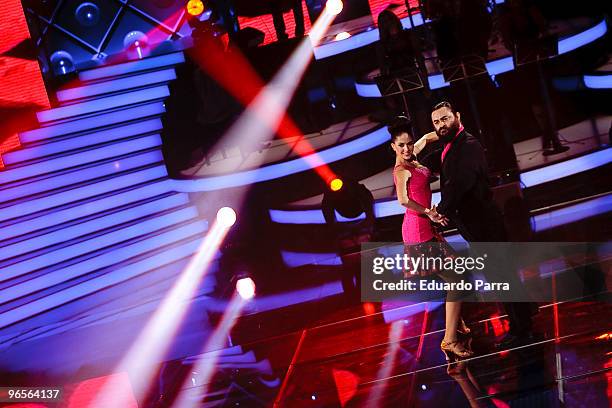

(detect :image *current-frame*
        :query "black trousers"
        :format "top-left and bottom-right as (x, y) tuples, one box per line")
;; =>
(459, 216), (536, 335)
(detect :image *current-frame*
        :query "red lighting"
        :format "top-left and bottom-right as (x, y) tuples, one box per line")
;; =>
(605, 356), (612, 400)
(238, 1), (312, 45)
(0, 0), (50, 168)
(187, 28), (337, 184)
(489, 314), (509, 337)
(362, 302), (376, 316)
(332, 369), (359, 407)
(65, 373), (138, 408)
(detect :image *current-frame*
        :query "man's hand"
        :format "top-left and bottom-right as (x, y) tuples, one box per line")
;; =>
(426, 205), (448, 226)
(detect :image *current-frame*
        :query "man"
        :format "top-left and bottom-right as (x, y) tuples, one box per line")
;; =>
(498, 0), (569, 156)
(431, 101), (537, 349)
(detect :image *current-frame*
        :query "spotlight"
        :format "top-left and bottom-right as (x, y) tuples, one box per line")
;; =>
(123, 31), (148, 59)
(322, 178), (374, 221)
(334, 31), (351, 41)
(75, 2), (100, 27)
(50, 51), (75, 76)
(326, 0), (343, 16)
(236, 277), (255, 300)
(216, 207), (237, 227)
(329, 178), (343, 192)
(187, 0), (205, 16)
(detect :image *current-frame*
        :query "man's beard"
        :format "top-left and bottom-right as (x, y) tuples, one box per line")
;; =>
(436, 120), (460, 143)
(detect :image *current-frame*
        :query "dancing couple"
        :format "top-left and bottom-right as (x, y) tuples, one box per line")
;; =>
(390, 101), (536, 362)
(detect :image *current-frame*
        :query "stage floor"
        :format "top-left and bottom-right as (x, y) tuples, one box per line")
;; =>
(180, 111), (610, 187)
(179, 116), (377, 178)
(178, 293), (612, 407)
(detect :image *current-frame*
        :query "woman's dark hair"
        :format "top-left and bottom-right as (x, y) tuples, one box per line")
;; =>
(432, 100), (457, 114)
(378, 9), (403, 45)
(388, 116), (413, 143)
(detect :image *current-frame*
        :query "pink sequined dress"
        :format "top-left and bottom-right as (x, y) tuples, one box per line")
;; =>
(393, 164), (435, 244)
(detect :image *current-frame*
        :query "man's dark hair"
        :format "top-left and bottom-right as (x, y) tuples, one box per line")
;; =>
(387, 116), (413, 142)
(432, 101), (457, 114)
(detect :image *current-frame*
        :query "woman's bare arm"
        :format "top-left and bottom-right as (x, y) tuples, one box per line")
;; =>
(413, 131), (439, 156)
(395, 168), (428, 213)
(396, 167), (448, 225)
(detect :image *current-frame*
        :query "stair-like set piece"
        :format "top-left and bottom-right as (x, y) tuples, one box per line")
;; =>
(0, 52), (214, 345)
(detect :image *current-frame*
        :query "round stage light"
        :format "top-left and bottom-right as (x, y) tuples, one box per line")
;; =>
(123, 31), (147, 48)
(236, 277), (255, 300)
(50, 51), (75, 76)
(75, 2), (100, 27)
(123, 31), (149, 59)
(334, 31), (351, 41)
(217, 207), (237, 227)
(326, 0), (343, 16)
(329, 178), (343, 192)
(187, 0), (205, 16)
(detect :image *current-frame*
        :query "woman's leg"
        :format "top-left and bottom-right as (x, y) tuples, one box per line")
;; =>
(444, 301), (461, 342)
(438, 259), (471, 342)
(439, 271), (474, 356)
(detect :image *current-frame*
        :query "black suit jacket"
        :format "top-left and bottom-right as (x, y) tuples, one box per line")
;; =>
(437, 130), (507, 242)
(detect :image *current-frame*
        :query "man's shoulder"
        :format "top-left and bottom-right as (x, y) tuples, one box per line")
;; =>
(452, 132), (486, 163)
(462, 131), (480, 144)
(459, 132), (484, 151)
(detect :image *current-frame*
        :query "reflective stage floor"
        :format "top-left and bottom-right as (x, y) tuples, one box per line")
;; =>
(168, 295), (611, 407)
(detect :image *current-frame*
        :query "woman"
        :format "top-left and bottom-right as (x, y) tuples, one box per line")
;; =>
(377, 9), (429, 135)
(377, 9), (419, 76)
(389, 118), (473, 362)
